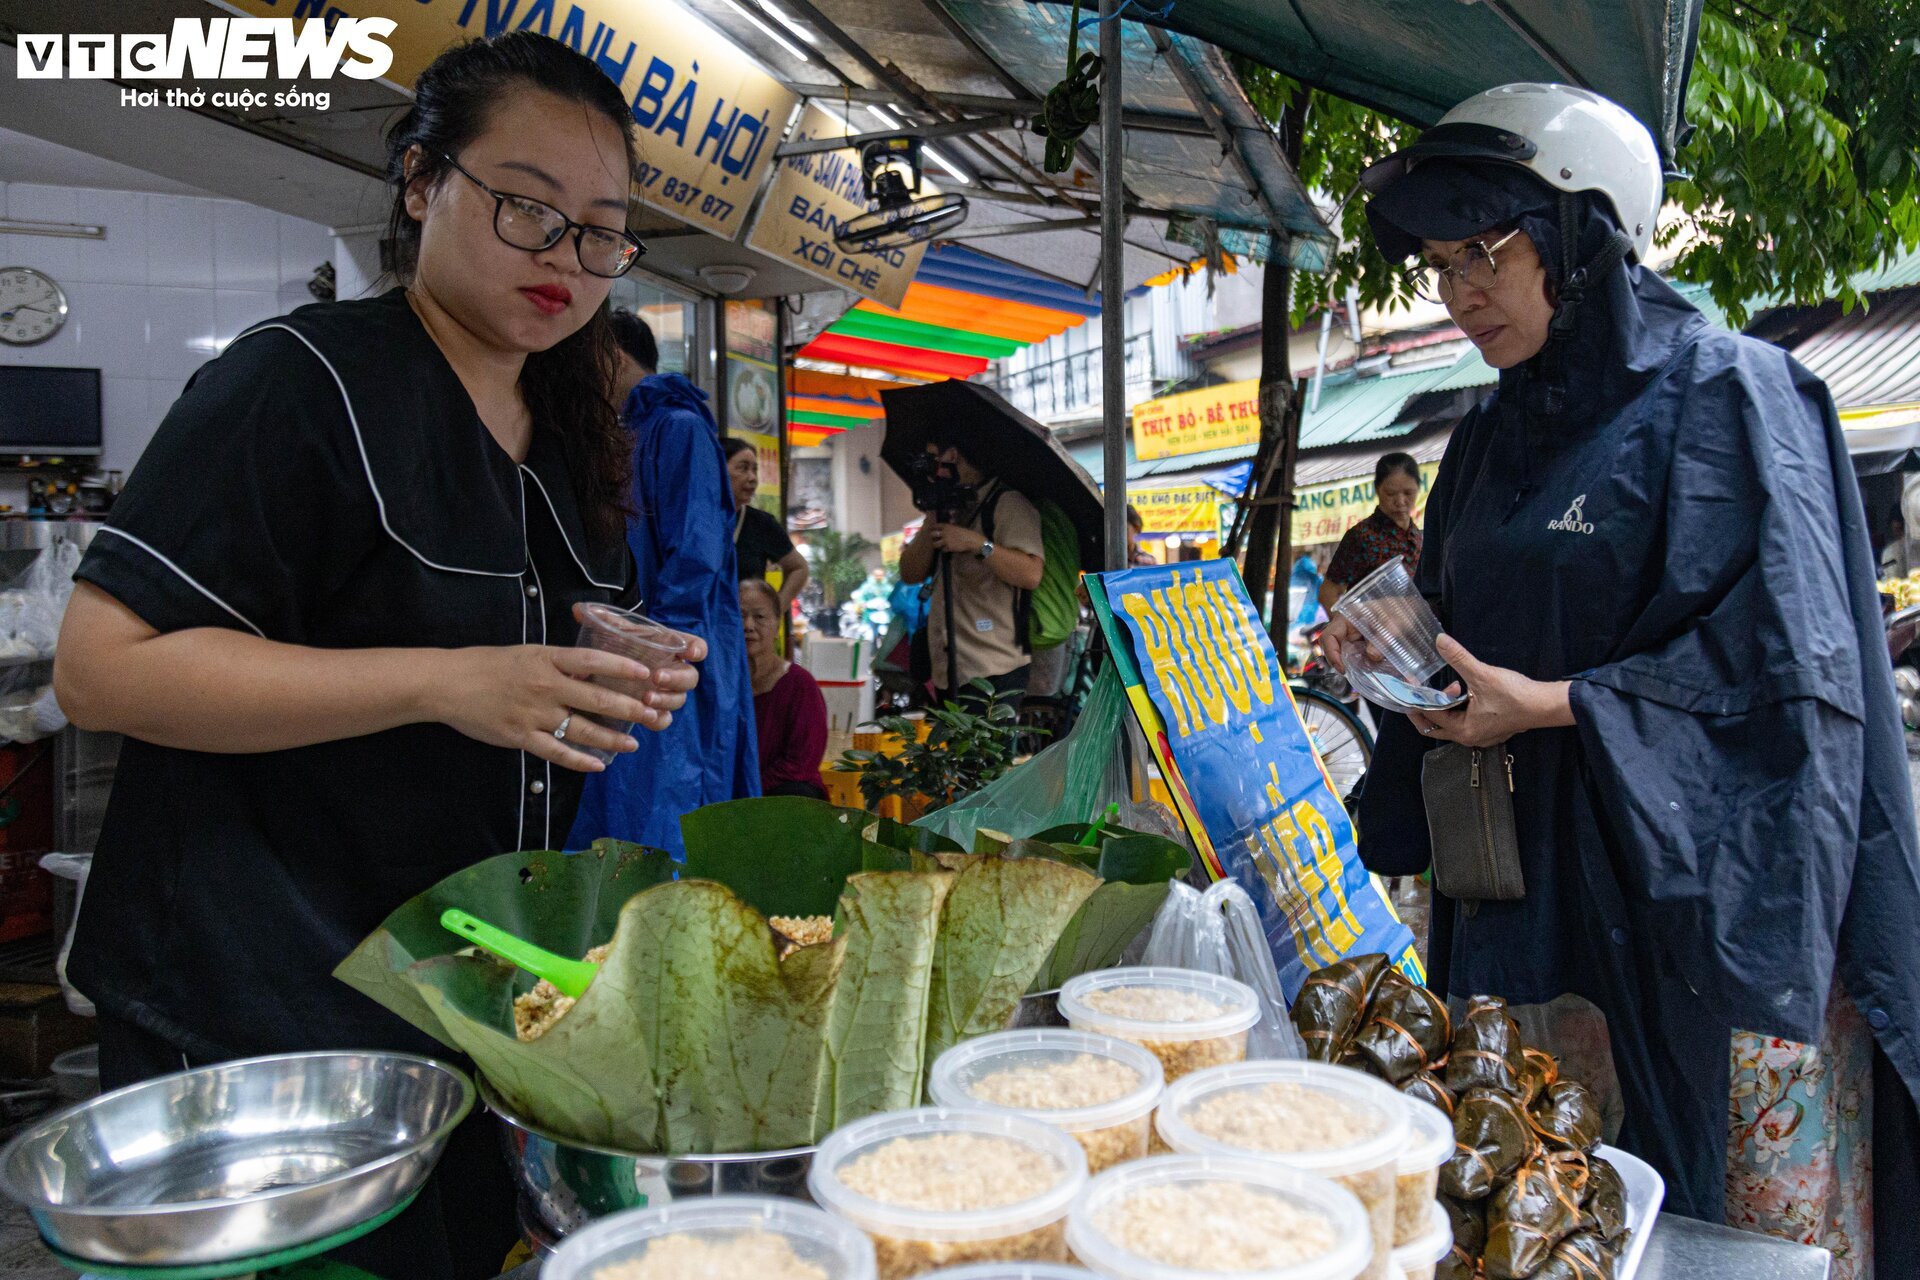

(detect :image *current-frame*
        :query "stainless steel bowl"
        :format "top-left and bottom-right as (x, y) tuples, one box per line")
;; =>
(483, 1079), (814, 1241)
(0, 1051), (473, 1267)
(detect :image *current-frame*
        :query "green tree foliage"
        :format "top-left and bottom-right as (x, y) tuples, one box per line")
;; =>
(1235, 0), (1920, 327)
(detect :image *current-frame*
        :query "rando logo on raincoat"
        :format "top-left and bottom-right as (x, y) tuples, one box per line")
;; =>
(1548, 494), (1595, 534)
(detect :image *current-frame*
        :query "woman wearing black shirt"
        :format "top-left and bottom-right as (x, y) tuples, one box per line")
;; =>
(724, 436), (809, 606)
(52, 33), (701, 1279)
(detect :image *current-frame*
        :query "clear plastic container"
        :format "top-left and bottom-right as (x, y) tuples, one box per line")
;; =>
(571, 603), (694, 764)
(1392, 1100), (1451, 1248)
(1330, 557), (1443, 684)
(809, 1106), (1089, 1280)
(1058, 968), (1261, 1084)
(929, 1030), (1164, 1174)
(1155, 1061), (1411, 1280)
(542, 1195), (876, 1280)
(1390, 1202), (1451, 1280)
(1065, 1154), (1372, 1280)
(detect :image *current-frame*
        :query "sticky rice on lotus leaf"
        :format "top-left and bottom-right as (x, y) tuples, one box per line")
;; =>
(1445, 995), (1526, 1097)
(1481, 1152), (1582, 1279)
(1439, 1087), (1535, 1200)
(1352, 969), (1452, 1083)
(1291, 953), (1388, 1062)
(1401, 1070), (1456, 1116)
(1531, 1229), (1621, 1280)
(1531, 1080), (1604, 1153)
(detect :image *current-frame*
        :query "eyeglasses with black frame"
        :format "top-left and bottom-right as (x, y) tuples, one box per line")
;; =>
(441, 153), (643, 279)
(1406, 229), (1524, 304)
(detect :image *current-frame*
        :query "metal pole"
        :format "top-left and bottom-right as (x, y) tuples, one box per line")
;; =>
(1099, 0), (1127, 572)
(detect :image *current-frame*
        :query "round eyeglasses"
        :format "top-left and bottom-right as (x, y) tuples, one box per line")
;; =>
(1405, 229), (1523, 304)
(442, 153), (643, 279)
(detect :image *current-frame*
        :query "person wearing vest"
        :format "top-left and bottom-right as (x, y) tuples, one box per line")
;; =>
(899, 438), (1045, 709)
(49, 33), (702, 1280)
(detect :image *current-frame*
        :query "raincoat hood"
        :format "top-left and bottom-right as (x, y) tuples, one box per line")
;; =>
(627, 372), (714, 424)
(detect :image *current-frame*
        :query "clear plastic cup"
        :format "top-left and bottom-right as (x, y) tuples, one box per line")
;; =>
(542, 1195), (877, 1280)
(1392, 1100), (1452, 1248)
(809, 1106), (1088, 1280)
(929, 1030), (1165, 1173)
(1057, 968), (1261, 1085)
(571, 603), (694, 763)
(1330, 558), (1443, 685)
(1390, 1202), (1451, 1280)
(1154, 1061), (1411, 1280)
(1065, 1154), (1372, 1280)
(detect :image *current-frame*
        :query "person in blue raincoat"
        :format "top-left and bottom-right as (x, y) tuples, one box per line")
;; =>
(569, 313), (757, 856)
(1329, 85), (1920, 1275)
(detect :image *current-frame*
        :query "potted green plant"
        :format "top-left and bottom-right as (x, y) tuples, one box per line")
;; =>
(835, 681), (1034, 815)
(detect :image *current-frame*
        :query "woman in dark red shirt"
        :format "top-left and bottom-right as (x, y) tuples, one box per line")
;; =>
(1319, 452), (1424, 612)
(741, 577), (828, 798)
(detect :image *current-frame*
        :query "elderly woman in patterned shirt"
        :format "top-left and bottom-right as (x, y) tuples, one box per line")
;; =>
(1318, 452), (1422, 613)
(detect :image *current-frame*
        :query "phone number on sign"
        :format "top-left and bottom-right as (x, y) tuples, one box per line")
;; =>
(636, 161), (736, 223)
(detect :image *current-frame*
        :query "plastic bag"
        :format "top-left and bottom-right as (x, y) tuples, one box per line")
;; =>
(1142, 879), (1307, 1059)
(39, 852), (94, 1017)
(914, 664), (1179, 848)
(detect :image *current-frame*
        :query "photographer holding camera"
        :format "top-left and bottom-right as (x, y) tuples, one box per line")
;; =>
(899, 439), (1045, 708)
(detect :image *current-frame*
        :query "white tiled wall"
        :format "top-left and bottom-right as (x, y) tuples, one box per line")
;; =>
(0, 182), (332, 478)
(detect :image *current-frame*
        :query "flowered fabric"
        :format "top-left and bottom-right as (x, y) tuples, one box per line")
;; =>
(1325, 509), (1422, 587)
(1727, 986), (1875, 1278)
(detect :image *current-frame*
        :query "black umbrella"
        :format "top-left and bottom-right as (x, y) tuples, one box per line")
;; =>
(879, 380), (1107, 570)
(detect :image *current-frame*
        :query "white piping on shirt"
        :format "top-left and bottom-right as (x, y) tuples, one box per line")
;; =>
(519, 465), (627, 591)
(525, 539), (553, 851)
(95, 527), (266, 638)
(235, 324), (523, 579)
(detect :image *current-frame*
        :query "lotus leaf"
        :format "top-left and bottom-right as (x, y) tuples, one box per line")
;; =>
(1532, 1080), (1604, 1153)
(1519, 1047), (1559, 1106)
(1581, 1155), (1630, 1242)
(336, 799), (1101, 1153)
(1532, 1230), (1621, 1280)
(1402, 1069), (1457, 1116)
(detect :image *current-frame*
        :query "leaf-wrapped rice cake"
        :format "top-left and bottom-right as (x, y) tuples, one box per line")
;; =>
(1445, 995), (1526, 1097)
(1518, 1048), (1557, 1106)
(1531, 1080), (1604, 1153)
(1531, 1229), (1621, 1280)
(1437, 1196), (1485, 1280)
(1580, 1154), (1629, 1243)
(1352, 969), (1452, 1083)
(1440, 1087), (1535, 1200)
(1401, 1069), (1456, 1116)
(1482, 1153), (1582, 1279)
(1291, 953), (1388, 1063)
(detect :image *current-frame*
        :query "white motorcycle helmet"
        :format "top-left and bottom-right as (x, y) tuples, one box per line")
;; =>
(1362, 83), (1663, 262)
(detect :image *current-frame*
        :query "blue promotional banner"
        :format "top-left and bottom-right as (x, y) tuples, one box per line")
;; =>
(1086, 560), (1422, 997)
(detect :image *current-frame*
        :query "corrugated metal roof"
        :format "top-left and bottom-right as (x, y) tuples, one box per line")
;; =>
(1790, 287), (1920, 411)
(1856, 252), (1920, 295)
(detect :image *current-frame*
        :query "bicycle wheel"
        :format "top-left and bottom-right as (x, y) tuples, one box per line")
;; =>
(1292, 685), (1373, 807)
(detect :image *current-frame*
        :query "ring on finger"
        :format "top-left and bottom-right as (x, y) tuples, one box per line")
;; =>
(553, 714), (573, 741)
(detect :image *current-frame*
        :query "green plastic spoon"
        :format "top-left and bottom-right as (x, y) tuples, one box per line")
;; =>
(1079, 802), (1121, 846)
(439, 908), (598, 999)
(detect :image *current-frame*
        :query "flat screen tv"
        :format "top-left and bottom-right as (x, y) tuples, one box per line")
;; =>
(0, 366), (103, 455)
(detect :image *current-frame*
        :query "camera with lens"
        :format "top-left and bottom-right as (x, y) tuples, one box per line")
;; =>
(905, 449), (976, 520)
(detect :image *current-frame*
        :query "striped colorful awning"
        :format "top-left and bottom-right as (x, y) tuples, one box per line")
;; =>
(786, 369), (908, 446)
(793, 244), (1093, 383)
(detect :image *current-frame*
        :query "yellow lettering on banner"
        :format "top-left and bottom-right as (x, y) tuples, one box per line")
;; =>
(1253, 827), (1323, 969)
(1122, 592), (1197, 737)
(1212, 580), (1275, 705)
(1293, 800), (1362, 950)
(1165, 576), (1228, 726)
(1262, 764), (1339, 964)
(1145, 588), (1210, 731)
(1191, 578), (1252, 715)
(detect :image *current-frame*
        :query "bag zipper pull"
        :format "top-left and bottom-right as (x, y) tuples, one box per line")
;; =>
(1471, 750), (1482, 788)
(1505, 752), (1516, 793)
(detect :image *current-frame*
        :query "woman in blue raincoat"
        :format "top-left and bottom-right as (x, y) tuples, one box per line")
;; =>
(1330, 84), (1920, 1275)
(569, 313), (758, 856)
